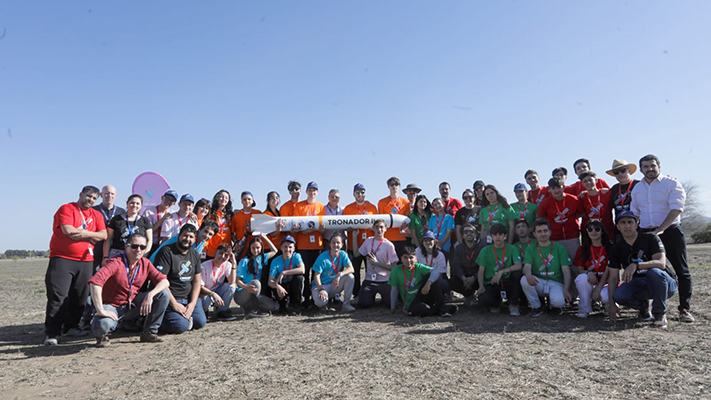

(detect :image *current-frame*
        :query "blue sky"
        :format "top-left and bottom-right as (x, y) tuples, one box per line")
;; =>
(1, 1), (709, 251)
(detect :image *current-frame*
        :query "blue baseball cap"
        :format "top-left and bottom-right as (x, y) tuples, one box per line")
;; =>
(282, 235), (296, 244)
(180, 194), (194, 203)
(353, 183), (366, 192)
(164, 189), (178, 201)
(307, 181), (318, 190)
(616, 210), (639, 223)
(513, 183), (528, 192)
(422, 231), (436, 240)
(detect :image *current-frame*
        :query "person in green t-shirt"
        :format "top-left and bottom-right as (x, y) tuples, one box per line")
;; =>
(512, 183), (538, 231)
(478, 185), (516, 246)
(512, 219), (536, 257)
(521, 219), (572, 317)
(388, 246), (458, 317)
(475, 223), (523, 316)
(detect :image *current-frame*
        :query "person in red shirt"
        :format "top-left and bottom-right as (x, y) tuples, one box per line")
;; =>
(537, 177), (583, 262)
(292, 181), (326, 304)
(525, 170), (549, 205)
(377, 177), (411, 258)
(578, 172), (614, 238)
(89, 233), (170, 346)
(439, 182), (463, 216)
(567, 158), (611, 195)
(44, 186), (107, 346)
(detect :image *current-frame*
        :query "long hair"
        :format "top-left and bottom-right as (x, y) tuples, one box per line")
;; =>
(192, 198), (210, 215)
(264, 191), (281, 216)
(420, 234), (440, 258)
(246, 236), (265, 276)
(208, 190), (233, 223)
(581, 220), (612, 261)
(481, 184), (510, 208)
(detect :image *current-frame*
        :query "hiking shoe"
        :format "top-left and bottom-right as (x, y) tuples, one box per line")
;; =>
(341, 304), (356, 313)
(187, 316), (194, 331)
(140, 332), (163, 343)
(577, 312), (589, 319)
(679, 310), (695, 323)
(489, 307), (500, 314)
(639, 310), (654, 322)
(216, 310), (237, 322)
(509, 305), (520, 316)
(96, 335), (110, 347)
(64, 328), (89, 337)
(44, 336), (58, 346)
(464, 296), (475, 307)
(531, 308), (544, 317)
(652, 314), (668, 329)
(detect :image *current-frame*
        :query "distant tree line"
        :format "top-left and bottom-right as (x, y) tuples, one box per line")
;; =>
(0, 250), (50, 259)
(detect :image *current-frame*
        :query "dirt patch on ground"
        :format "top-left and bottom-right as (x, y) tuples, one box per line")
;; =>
(1, 245), (709, 400)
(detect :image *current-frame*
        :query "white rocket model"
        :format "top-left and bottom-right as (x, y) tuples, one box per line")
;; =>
(250, 213), (411, 235)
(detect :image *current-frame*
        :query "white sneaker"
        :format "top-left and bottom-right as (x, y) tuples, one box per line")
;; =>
(44, 336), (58, 346)
(187, 317), (194, 331)
(341, 304), (356, 313)
(509, 306), (520, 316)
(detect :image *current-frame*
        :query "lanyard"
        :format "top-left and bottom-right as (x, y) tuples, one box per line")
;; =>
(329, 251), (340, 275)
(536, 244), (554, 281)
(493, 245), (507, 272)
(425, 254), (434, 267)
(126, 215), (139, 235)
(389, 197), (401, 213)
(75, 203), (88, 229)
(307, 203), (317, 216)
(434, 215), (445, 238)
(590, 245), (604, 273)
(518, 202), (528, 218)
(210, 260), (220, 285)
(217, 210), (227, 231)
(371, 238), (385, 255)
(100, 205), (116, 224)
(355, 203), (367, 215)
(618, 181), (633, 208)
(284, 256), (294, 272)
(586, 192), (601, 216)
(242, 211), (252, 234)
(465, 246), (476, 262)
(403, 266), (416, 289)
(488, 204), (499, 224)
(553, 197), (567, 237)
(122, 253), (140, 301)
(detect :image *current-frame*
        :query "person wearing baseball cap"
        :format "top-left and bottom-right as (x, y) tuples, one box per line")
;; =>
(160, 193), (197, 244)
(607, 210), (677, 328)
(607, 159), (640, 235)
(292, 182), (326, 306)
(512, 183), (537, 230)
(268, 235), (306, 314)
(142, 189), (178, 254)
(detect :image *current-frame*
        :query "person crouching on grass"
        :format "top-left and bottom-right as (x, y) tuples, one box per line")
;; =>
(199, 243), (238, 322)
(573, 220), (613, 319)
(311, 232), (356, 313)
(234, 234), (280, 318)
(268, 236), (305, 315)
(388, 246), (458, 317)
(475, 223), (523, 316)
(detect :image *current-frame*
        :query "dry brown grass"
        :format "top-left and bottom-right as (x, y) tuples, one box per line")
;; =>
(0, 245), (709, 400)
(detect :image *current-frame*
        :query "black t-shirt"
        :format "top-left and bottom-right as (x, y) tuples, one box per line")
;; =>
(153, 243), (202, 300)
(454, 207), (478, 227)
(609, 180), (639, 218)
(108, 215), (152, 250)
(94, 204), (126, 227)
(609, 232), (674, 278)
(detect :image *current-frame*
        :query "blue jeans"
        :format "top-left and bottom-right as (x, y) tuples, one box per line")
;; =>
(614, 268), (678, 315)
(160, 297), (207, 334)
(92, 289), (170, 337)
(201, 282), (236, 313)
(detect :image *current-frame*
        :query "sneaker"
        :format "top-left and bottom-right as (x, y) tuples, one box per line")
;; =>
(44, 336), (58, 346)
(552, 307), (563, 316)
(509, 305), (520, 316)
(639, 310), (654, 322)
(464, 296), (475, 307)
(679, 310), (695, 323)
(592, 301), (603, 312)
(246, 310), (269, 319)
(441, 305), (458, 317)
(531, 308), (544, 317)
(216, 310), (237, 322)
(577, 312), (589, 319)
(140, 332), (163, 343)
(187, 316), (194, 331)
(652, 314), (668, 329)
(96, 335), (110, 347)
(341, 304), (356, 313)
(489, 307), (500, 314)
(64, 328), (89, 337)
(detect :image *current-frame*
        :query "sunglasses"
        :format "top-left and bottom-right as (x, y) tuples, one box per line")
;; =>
(613, 168), (628, 175)
(355, 190), (365, 195)
(388, 183), (400, 187)
(586, 226), (601, 233)
(463, 230), (476, 234)
(129, 244), (147, 250)
(462, 196), (473, 200)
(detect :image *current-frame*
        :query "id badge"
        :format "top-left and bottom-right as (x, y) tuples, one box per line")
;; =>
(486, 235), (493, 244)
(543, 282), (550, 296)
(371, 273), (377, 280)
(200, 251), (207, 260)
(500, 290), (507, 300)
(88, 247), (94, 256)
(362, 232), (367, 240)
(310, 235), (316, 243)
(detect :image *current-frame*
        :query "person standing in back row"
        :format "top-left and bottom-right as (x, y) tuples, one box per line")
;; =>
(378, 177), (411, 258)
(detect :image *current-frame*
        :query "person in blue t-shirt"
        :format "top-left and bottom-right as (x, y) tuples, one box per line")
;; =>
(234, 233), (280, 318)
(427, 198), (455, 254)
(311, 232), (355, 312)
(268, 236), (305, 314)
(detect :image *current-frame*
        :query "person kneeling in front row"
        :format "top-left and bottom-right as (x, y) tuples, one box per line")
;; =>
(389, 246), (458, 317)
(312, 232), (356, 312)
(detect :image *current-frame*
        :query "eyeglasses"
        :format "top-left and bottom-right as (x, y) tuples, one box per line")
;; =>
(462, 196), (473, 200)
(613, 168), (628, 175)
(586, 226), (601, 233)
(463, 230), (476, 235)
(129, 244), (147, 250)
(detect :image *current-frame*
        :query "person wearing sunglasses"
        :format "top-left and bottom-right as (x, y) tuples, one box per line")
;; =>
(454, 189), (479, 245)
(377, 177), (411, 258)
(89, 233), (170, 346)
(450, 222), (480, 307)
(155, 224), (207, 334)
(343, 183), (378, 298)
(573, 220), (613, 318)
(279, 180), (302, 217)
(103, 194), (153, 265)
(606, 159), (639, 239)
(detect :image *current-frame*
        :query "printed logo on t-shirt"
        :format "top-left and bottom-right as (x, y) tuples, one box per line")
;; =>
(179, 261), (192, 282)
(554, 209), (569, 224)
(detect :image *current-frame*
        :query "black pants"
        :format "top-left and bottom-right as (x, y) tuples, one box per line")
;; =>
(299, 249), (320, 302)
(347, 250), (365, 297)
(659, 225), (692, 311)
(450, 274), (478, 298)
(479, 271), (522, 308)
(408, 276), (455, 317)
(274, 275), (304, 310)
(44, 257), (93, 337)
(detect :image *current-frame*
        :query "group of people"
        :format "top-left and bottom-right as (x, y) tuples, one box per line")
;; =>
(43, 154), (695, 347)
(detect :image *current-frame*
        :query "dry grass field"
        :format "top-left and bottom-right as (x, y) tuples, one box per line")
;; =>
(1, 245), (709, 400)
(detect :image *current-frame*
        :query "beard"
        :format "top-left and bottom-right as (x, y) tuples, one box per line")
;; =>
(177, 240), (191, 251)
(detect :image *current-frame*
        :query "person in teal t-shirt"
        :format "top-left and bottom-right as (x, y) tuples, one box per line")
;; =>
(268, 236), (305, 313)
(234, 233), (280, 318)
(521, 219), (572, 316)
(311, 233), (356, 312)
(475, 223), (523, 316)
(388, 246), (458, 317)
